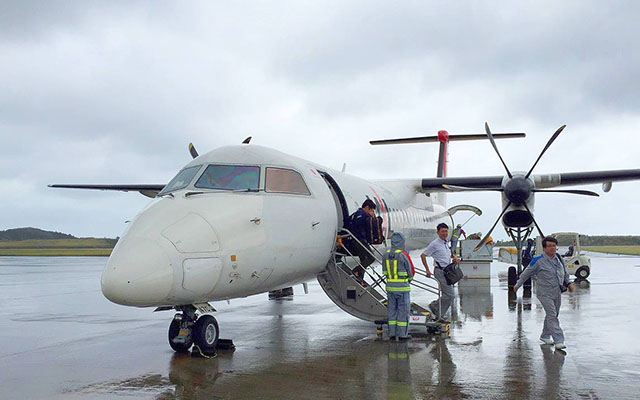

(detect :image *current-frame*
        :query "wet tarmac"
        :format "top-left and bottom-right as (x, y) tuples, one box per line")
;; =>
(2, 253), (640, 399)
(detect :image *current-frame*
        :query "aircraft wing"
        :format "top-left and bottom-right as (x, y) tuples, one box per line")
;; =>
(421, 168), (640, 192)
(48, 184), (166, 198)
(534, 169), (640, 188)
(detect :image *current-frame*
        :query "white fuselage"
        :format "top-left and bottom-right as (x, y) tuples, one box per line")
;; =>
(101, 145), (451, 307)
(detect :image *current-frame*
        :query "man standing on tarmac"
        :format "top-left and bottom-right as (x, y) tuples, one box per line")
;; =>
(421, 223), (459, 320)
(514, 236), (575, 351)
(383, 232), (415, 341)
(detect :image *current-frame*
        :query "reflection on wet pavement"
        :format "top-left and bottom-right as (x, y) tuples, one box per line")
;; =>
(1, 253), (640, 399)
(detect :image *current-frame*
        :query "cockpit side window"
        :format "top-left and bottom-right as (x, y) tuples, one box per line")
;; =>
(159, 165), (202, 195)
(195, 164), (260, 191)
(265, 167), (311, 195)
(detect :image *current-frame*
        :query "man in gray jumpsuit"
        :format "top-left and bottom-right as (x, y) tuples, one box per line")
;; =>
(514, 236), (575, 350)
(383, 232), (414, 341)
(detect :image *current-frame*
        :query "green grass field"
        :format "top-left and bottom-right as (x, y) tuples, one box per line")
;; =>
(583, 245), (640, 256)
(0, 248), (112, 256)
(0, 238), (115, 256)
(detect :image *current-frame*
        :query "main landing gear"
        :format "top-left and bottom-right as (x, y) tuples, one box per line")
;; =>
(168, 305), (219, 356)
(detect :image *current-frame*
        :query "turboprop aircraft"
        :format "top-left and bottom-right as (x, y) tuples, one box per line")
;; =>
(50, 123), (640, 354)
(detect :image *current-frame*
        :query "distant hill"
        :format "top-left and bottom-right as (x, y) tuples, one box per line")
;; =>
(496, 235), (640, 246)
(0, 227), (76, 241)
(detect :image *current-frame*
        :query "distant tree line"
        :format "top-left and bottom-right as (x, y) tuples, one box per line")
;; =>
(496, 235), (640, 246)
(0, 227), (75, 241)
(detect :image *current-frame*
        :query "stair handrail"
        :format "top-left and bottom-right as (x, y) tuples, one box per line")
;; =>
(333, 229), (444, 319)
(332, 234), (387, 294)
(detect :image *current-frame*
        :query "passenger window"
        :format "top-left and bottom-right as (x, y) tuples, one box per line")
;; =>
(265, 168), (311, 195)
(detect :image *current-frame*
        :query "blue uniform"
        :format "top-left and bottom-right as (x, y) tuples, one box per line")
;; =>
(383, 233), (414, 338)
(517, 253), (571, 344)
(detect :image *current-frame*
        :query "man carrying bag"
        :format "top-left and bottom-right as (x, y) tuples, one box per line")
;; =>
(420, 223), (461, 320)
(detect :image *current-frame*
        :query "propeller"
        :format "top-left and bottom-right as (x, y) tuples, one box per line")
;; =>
(475, 123), (597, 250)
(189, 143), (199, 159)
(485, 122), (513, 178)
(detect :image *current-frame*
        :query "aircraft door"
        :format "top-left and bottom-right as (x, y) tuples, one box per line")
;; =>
(318, 171), (349, 229)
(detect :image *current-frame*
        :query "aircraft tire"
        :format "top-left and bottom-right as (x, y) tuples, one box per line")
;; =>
(193, 314), (219, 355)
(508, 266), (517, 288)
(168, 318), (193, 353)
(576, 267), (590, 279)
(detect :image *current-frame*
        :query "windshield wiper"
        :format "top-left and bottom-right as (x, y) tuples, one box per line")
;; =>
(185, 188), (260, 197)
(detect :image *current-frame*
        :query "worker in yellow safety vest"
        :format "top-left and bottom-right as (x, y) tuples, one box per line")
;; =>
(383, 232), (415, 341)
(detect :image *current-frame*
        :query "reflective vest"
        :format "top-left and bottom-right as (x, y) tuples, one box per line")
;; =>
(384, 249), (411, 292)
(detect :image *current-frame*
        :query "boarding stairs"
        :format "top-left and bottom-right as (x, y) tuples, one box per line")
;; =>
(317, 230), (448, 334)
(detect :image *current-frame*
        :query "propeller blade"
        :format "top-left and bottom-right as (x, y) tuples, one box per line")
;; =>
(443, 184), (503, 192)
(189, 143), (199, 159)
(474, 201), (512, 251)
(533, 188), (599, 197)
(525, 125), (566, 179)
(523, 202), (544, 237)
(484, 122), (513, 178)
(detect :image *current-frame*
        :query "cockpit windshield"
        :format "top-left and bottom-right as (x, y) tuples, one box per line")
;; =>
(159, 165), (202, 195)
(195, 164), (260, 191)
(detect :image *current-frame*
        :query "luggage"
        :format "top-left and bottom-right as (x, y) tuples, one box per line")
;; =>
(437, 261), (464, 285)
(369, 216), (384, 245)
(346, 210), (384, 245)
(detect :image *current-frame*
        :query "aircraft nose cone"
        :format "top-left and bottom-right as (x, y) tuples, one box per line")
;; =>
(101, 237), (174, 306)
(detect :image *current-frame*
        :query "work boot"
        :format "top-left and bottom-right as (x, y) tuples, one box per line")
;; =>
(428, 304), (440, 321)
(389, 336), (397, 341)
(555, 343), (566, 350)
(398, 335), (412, 341)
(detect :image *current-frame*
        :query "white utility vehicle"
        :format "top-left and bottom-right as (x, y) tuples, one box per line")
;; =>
(535, 232), (591, 279)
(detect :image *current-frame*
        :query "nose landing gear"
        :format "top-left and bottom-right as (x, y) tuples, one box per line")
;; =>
(168, 305), (220, 356)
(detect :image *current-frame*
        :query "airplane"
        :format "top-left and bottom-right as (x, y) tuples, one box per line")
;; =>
(50, 124), (640, 354)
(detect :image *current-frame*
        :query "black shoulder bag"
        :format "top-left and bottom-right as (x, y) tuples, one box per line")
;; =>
(437, 261), (465, 285)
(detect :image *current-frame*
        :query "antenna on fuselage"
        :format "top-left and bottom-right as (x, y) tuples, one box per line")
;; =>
(242, 137), (252, 144)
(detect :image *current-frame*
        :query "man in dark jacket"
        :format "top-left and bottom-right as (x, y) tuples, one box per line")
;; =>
(347, 199), (377, 284)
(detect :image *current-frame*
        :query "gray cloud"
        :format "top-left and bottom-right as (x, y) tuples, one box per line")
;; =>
(1, 1), (639, 238)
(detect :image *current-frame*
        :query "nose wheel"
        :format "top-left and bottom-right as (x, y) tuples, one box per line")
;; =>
(192, 314), (219, 355)
(168, 306), (220, 355)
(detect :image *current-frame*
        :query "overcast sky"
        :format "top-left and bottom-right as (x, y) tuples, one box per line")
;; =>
(1, 1), (639, 239)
